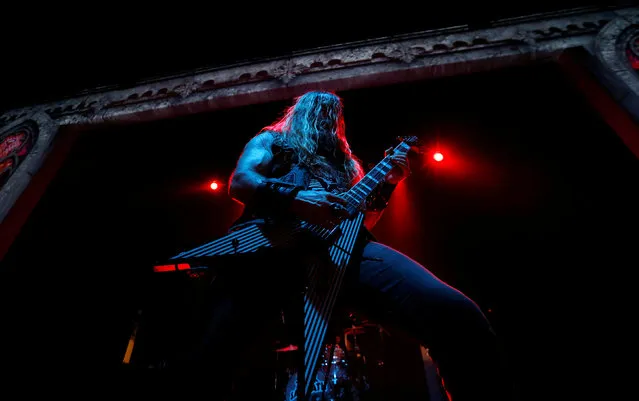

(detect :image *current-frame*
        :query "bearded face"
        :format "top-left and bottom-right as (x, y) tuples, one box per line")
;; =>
(310, 101), (342, 157)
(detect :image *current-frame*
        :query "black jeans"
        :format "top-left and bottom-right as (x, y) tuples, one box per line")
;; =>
(178, 241), (510, 401)
(352, 241), (511, 401)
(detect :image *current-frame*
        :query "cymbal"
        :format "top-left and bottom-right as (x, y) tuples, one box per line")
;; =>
(344, 326), (368, 335)
(275, 344), (298, 352)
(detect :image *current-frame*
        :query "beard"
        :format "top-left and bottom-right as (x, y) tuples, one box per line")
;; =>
(316, 129), (338, 158)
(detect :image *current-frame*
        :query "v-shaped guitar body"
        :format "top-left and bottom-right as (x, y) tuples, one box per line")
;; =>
(283, 212), (365, 401)
(159, 137), (419, 400)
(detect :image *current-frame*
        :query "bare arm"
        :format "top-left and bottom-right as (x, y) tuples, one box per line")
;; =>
(229, 132), (348, 227)
(228, 132), (275, 205)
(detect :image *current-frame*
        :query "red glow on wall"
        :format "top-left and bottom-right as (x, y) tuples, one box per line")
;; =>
(558, 51), (639, 159)
(421, 141), (505, 192)
(372, 179), (427, 263)
(423, 144), (463, 173)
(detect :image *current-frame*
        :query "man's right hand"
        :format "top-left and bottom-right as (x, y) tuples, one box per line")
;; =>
(291, 190), (350, 229)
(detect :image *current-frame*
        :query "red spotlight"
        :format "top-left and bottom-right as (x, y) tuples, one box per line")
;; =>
(210, 181), (219, 191)
(433, 152), (444, 162)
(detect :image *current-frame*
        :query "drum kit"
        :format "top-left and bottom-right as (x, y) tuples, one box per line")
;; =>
(135, 257), (446, 400)
(273, 312), (412, 401)
(129, 275), (447, 400)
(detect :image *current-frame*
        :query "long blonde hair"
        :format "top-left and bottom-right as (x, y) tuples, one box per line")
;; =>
(261, 91), (364, 189)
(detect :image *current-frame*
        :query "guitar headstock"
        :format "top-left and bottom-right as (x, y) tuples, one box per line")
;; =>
(385, 136), (421, 157)
(387, 136), (420, 156)
(397, 136), (420, 146)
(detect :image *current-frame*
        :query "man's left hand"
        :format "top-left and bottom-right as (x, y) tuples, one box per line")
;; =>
(385, 153), (411, 185)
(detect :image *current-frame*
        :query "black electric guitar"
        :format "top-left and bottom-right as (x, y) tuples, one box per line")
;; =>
(158, 136), (418, 401)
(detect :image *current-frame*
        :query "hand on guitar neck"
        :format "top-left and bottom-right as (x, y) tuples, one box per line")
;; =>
(385, 151), (411, 185)
(290, 143), (412, 230)
(291, 190), (350, 229)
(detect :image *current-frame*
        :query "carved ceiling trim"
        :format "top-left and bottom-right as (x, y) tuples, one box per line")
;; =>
(594, 10), (639, 96)
(0, 7), (633, 129)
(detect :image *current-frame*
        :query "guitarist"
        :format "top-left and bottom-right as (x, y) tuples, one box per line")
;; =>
(195, 91), (511, 401)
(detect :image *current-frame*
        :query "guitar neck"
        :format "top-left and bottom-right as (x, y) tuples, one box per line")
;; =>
(342, 141), (411, 212)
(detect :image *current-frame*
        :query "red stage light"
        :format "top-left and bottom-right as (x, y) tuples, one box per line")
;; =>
(153, 263), (191, 273)
(210, 181), (219, 190)
(433, 152), (444, 162)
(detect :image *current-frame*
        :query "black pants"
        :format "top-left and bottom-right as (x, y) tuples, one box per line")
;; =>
(354, 241), (511, 401)
(178, 241), (511, 401)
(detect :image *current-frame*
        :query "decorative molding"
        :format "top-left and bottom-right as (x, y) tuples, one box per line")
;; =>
(1, 120), (39, 189)
(595, 11), (639, 91)
(0, 7), (632, 130)
(0, 112), (58, 224)
(588, 10), (639, 123)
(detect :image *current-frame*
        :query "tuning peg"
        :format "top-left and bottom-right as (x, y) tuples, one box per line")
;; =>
(397, 135), (420, 145)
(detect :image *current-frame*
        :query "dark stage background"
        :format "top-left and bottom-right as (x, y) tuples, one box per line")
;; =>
(1, 62), (638, 398)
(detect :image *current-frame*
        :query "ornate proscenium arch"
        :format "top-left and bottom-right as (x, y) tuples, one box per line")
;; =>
(0, 121), (39, 188)
(556, 9), (639, 158)
(0, 6), (637, 259)
(595, 12), (639, 118)
(0, 113), (57, 223)
(625, 26), (639, 71)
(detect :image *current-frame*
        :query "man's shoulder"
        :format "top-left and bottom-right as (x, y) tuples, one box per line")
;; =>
(256, 130), (279, 143)
(246, 131), (277, 148)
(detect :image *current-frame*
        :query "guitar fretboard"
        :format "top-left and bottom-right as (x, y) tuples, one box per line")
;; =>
(342, 141), (411, 213)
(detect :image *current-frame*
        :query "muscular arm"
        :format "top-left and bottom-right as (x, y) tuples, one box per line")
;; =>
(228, 132), (275, 205)
(228, 132), (348, 227)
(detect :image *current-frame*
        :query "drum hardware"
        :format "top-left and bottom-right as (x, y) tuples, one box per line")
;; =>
(274, 311), (396, 401)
